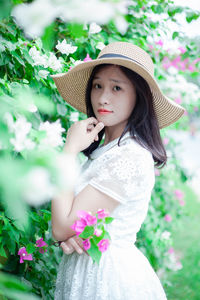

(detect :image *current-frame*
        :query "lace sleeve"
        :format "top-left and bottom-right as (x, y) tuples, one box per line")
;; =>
(89, 142), (155, 204)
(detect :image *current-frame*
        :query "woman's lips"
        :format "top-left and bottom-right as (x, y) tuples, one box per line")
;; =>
(98, 111), (112, 115)
(98, 110), (113, 115)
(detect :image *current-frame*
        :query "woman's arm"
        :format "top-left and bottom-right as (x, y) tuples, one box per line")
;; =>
(51, 181), (120, 241)
(51, 117), (120, 241)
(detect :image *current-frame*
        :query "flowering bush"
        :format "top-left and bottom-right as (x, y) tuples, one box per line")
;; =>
(0, 0), (199, 298)
(71, 209), (114, 265)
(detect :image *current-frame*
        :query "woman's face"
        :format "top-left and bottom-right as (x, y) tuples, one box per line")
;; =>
(91, 65), (137, 130)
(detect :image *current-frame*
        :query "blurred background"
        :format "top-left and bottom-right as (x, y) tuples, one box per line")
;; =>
(0, 0), (199, 299)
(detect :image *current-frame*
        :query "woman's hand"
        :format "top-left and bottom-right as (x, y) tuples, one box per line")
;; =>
(64, 117), (104, 154)
(60, 235), (88, 256)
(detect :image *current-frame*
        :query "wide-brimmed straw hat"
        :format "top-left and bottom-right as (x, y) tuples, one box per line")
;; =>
(51, 42), (185, 128)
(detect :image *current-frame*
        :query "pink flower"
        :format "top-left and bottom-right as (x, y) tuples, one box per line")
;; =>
(179, 199), (185, 206)
(163, 137), (169, 145)
(178, 47), (186, 54)
(18, 247), (33, 264)
(164, 214), (172, 222)
(77, 210), (97, 226)
(71, 219), (87, 235)
(168, 247), (174, 254)
(36, 238), (48, 254)
(156, 39), (163, 47)
(155, 169), (160, 176)
(174, 189), (184, 200)
(193, 58), (200, 64)
(97, 209), (109, 219)
(184, 110), (188, 116)
(148, 44), (154, 51)
(97, 239), (109, 252)
(83, 54), (92, 62)
(194, 106), (198, 112)
(94, 228), (102, 237)
(188, 64), (195, 72)
(174, 97), (182, 104)
(83, 238), (91, 251)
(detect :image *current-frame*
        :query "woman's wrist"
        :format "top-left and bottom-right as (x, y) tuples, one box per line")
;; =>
(63, 143), (79, 155)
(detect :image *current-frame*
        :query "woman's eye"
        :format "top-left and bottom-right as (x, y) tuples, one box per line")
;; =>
(113, 86), (121, 91)
(93, 83), (101, 89)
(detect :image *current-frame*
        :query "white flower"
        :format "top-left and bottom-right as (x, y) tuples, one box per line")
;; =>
(54, 152), (80, 192)
(12, 0), (59, 38)
(39, 119), (65, 148)
(22, 167), (55, 206)
(47, 52), (62, 71)
(69, 112), (79, 122)
(38, 70), (49, 79)
(70, 57), (83, 66)
(10, 136), (35, 152)
(89, 22), (102, 34)
(161, 231), (171, 240)
(114, 15), (128, 35)
(96, 42), (105, 50)
(29, 46), (48, 68)
(60, 0), (114, 24)
(56, 40), (77, 55)
(28, 103), (38, 113)
(4, 114), (35, 152)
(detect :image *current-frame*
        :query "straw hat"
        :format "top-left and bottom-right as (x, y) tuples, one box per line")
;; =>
(51, 42), (185, 129)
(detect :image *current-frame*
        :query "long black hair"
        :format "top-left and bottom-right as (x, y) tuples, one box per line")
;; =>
(82, 63), (167, 168)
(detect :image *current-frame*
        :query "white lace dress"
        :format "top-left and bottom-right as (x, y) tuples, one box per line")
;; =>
(54, 131), (167, 300)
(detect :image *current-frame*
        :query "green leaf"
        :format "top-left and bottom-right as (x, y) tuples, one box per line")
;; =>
(103, 231), (111, 240)
(172, 31), (179, 40)
(87, 238), (102, 265)
(68, 23), (85, 38)
(186, 12), (200, 23)
(105, 217), (114, 224)
(11, 51), (25, 66)
(41, 209), (51, 222)
(21, 48), (34, 65)
(79, 226), (94, 239)
(41, 22), (56, 51)
(26, 243), (36, 254)
(0, 244), (7, 258)
(0, 0), (12, 20)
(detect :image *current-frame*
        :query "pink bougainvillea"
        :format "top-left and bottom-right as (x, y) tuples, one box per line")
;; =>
(83, 238), (91, 251)
(83, 54), (92, 62)
(71, 219), (87, 235)
(18, 247), (33, 263)
(164, 214), (172, 222)
(77, 210), (97, 226)
(36, 238), (48, 253)
(97, 239), (110, 252)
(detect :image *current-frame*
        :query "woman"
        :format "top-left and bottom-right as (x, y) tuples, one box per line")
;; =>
(51, 42), (185, 299)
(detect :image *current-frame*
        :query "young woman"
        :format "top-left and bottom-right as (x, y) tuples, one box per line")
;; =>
(51, 42), (185, 299)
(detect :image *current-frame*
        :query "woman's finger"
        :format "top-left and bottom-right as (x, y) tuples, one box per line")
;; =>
(68, 237), (84, 254)
(60, 241), (75, 255)
(86, 117), (98, 125)
(90, 122), (104, 139)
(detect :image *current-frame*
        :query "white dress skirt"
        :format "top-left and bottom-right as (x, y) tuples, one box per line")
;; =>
(54, 132), (168, 300)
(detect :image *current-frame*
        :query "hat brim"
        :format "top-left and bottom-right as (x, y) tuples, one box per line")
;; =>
(51, 57), (185, 129)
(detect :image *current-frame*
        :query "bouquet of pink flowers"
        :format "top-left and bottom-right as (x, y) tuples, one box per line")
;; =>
(71, 209), (114, 265)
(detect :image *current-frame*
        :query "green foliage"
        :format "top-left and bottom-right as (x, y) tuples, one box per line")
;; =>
(79, 226), (95, 239)
(0, 0), (199, 299)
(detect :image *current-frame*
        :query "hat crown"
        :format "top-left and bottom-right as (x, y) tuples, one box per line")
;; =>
(97, 42), (154, 76)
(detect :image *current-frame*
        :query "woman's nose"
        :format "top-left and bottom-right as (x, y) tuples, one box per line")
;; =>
(98, 89), (110, 105)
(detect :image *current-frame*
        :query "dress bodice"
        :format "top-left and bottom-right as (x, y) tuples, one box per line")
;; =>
(74, 131), (155, 247)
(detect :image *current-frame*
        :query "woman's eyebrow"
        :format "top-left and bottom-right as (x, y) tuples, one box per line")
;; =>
(93, 76), (127, 84)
